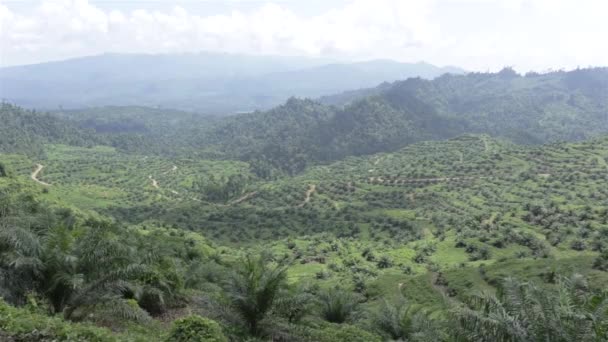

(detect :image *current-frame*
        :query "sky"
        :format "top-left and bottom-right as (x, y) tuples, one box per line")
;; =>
(1, 0), (607, 71)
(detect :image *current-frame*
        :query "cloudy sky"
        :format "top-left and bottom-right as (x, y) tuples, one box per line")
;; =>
(1, 0), (606, 71)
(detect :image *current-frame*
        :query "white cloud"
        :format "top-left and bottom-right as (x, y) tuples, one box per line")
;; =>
(0, 0), (439, 66)
(0, 0), (607, 71)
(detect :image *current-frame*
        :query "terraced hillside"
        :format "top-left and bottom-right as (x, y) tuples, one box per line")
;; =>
(3, 133), (608, 341)
(4, 134), (608, 285)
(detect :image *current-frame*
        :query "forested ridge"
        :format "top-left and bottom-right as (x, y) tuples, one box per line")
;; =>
(0, 103), (98, 157)
(4, 67), (607, 174)
(201, 67), (608, 173)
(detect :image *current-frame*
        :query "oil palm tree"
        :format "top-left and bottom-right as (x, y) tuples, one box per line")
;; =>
(374, 297), (441, 341)
(318, 287), (360, 324)
(226, 253), (288, 336)
(452, 275), (608, 341)
(1, 223), (151, 322)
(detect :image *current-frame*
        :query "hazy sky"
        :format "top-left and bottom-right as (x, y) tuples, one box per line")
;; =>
(1, 0), (606, 71)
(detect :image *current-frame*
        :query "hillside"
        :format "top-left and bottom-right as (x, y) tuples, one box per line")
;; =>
(0, 53), (463, 113)
(0, 103), (99, 157)
(2, 133), (608, 340)
(201, 67), (608, 173)
(4, 67), (607, 175)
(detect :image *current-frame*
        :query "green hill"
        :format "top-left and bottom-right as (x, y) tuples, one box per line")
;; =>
(2, 130), (608, 340)
(199, 67), (608, 173)
(0, 103), (99, 157)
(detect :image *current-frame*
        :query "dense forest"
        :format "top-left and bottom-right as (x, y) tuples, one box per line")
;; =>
(0, 103), (98, 157)
(200, 68), (608, 173)
(1, 67), (608, 341)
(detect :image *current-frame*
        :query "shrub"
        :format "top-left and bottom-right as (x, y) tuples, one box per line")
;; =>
(0, 162), (12, 177)
(570, 239), (587, 251)
(312, 324), (382, 342)
(0, 299), (118, 341)
(592, 250), (608, 271)
(167, 315), (227, 342)
(376, 256), (393, 269)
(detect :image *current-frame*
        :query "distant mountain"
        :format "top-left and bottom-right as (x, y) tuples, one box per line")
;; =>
(0, 53), (463, 114)
(200, 67), (608, 173)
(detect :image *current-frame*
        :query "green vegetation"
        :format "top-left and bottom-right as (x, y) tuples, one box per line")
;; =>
(0, 298), (155, 341)
(1, 67), (608, 340)
(0, 103), (97, 157)
(227, 254), (288, 336)
(452, 275), (608, 341)
(167, 316), (227, 342)
(200, 67), (608, 173)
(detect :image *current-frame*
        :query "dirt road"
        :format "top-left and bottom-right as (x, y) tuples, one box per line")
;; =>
(31, 164), (51, 186)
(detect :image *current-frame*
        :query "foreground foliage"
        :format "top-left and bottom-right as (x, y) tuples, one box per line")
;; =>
(167, 315), (227, 342)
(453, 275), (608, 341)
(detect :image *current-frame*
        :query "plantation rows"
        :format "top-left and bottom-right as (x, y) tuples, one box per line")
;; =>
(6, 136), (608, 283)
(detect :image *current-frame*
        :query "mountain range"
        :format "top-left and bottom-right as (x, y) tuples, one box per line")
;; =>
(0, 52), (463, 114)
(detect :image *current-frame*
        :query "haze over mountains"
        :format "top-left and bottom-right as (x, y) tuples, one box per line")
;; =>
(0, 52), (464, 114)
(3, 66), (607, 175)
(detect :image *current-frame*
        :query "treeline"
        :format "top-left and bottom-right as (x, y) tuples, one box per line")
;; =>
(0, 104), (218, 159)
(0, 103), (99, 157)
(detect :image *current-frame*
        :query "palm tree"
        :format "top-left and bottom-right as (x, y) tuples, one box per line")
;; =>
(318, 287), (360, 324)
(374, 297), (440, 341)
(273, 284), (315, 324)
(1, 223), (151, 322)
(226, 253), (288, 336)
(0, 224), (43, 304)
(452, 274), (608, 341)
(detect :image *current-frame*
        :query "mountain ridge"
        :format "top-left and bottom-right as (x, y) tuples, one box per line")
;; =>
(0, 52), (464, 114)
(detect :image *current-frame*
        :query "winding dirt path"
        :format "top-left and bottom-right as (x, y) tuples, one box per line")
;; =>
(297, 184), (316, 208)
(31, 164), (51, 186)
(149, 175), (159, 189)
(482, 136), (490, 153)
(229, 191), (258, 206)
(147, 172), (182, 197)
